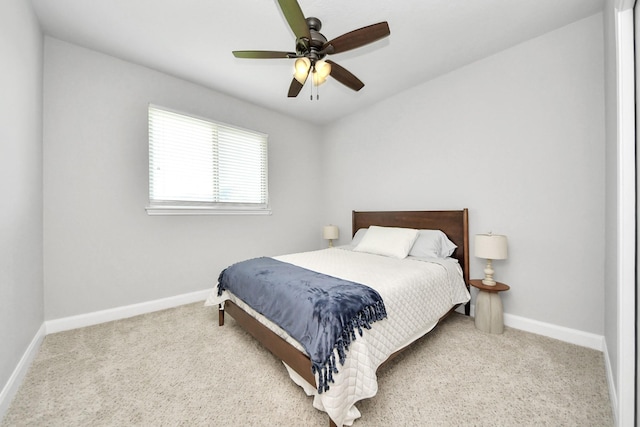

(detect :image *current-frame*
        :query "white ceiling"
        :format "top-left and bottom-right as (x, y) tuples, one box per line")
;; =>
(30, 0), (603, 125)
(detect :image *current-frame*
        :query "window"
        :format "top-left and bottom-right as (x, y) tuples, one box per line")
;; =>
(146, 105), (269, 215)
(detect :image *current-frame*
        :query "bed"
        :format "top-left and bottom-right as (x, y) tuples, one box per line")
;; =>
(205, 209), (470, 426)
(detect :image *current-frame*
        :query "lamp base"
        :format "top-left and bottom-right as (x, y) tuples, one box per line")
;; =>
(482, 259), (496, 286)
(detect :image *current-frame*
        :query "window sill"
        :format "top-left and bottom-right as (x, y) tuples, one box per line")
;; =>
(145, 205), (272, 216)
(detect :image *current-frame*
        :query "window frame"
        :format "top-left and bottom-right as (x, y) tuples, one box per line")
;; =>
(145, 104), (270, 216)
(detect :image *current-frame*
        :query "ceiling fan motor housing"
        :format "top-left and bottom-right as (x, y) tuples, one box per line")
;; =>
(297, 17), (328, 63)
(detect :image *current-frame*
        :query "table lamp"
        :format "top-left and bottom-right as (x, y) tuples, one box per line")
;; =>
(475, 233), (508, 286)
(323, 225), (339, 247)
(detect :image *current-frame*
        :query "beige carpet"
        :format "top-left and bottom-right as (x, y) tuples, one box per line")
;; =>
(1, 303), (613, 426)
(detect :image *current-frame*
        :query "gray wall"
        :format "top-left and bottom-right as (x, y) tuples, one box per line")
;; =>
(3, 3), (631, 421)
(43, 38), (324, 319)
(322, 14), (606, 335)
(0, 0), (44, 398)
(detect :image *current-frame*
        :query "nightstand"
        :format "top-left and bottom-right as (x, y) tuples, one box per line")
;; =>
(469, 279), (510, 334)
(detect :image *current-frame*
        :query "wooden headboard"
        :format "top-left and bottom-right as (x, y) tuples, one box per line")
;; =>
(352, 209), (469, 286)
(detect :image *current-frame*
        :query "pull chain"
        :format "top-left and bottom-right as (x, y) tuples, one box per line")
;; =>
(310, 66), (318, 101)
(310, 67), (314, 101)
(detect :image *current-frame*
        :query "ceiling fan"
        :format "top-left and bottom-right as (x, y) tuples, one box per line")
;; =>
(232, 0), (390, 98)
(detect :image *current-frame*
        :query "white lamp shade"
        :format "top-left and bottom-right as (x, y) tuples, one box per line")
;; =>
(323, 225), (339, 240)
(312, 60), (331, 86)
(475, 234), (508, 260)
(294, 57), (311, 84)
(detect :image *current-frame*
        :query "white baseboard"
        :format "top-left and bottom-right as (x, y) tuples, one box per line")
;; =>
(0, 323), (46, 420)
(503, 312), (604, 351)
(467, 304), (604, 351)
(45, 289), (212, 334)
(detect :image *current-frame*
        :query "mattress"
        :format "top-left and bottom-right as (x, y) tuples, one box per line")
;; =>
(205, 247), (470, 426)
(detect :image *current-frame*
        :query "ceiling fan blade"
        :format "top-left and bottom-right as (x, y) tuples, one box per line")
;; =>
(326, 60), (364, 91)
(277, 0), (311, 41)
(287, 78), (304, 97)
(288, 62), (310, 97)
(233, 50), (297, 59)
(322, 22), (390, 55)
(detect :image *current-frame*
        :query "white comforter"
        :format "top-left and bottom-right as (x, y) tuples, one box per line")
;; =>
(205, 247), (470, 426)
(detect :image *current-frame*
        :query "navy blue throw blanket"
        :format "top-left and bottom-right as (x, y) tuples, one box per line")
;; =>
(217, 257), (387, 393)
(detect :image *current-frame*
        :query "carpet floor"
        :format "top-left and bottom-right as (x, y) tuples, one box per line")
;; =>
(1, 302), (613, 426)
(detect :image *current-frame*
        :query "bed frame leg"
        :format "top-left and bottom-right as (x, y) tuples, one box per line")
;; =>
(218, 303), (225, 326)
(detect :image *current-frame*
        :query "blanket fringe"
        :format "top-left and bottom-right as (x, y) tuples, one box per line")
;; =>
(312, 300), (387, 393)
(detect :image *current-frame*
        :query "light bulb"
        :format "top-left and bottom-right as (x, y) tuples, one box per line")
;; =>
(315, 60), (331, 79)
(312, 60), (331, 86)
(293, 57), (310, 84)
(312, 71), (327, 86)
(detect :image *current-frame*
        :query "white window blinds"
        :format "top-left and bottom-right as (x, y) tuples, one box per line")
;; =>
(147, 105), (269, 214)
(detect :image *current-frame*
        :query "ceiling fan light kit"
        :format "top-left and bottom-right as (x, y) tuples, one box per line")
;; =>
(232, 0), (390, 98)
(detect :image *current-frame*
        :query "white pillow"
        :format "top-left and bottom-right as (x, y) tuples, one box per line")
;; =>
(350, 228), (368, 246)
(409, 229), (457, 258)
(353, 226), (419, 259)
